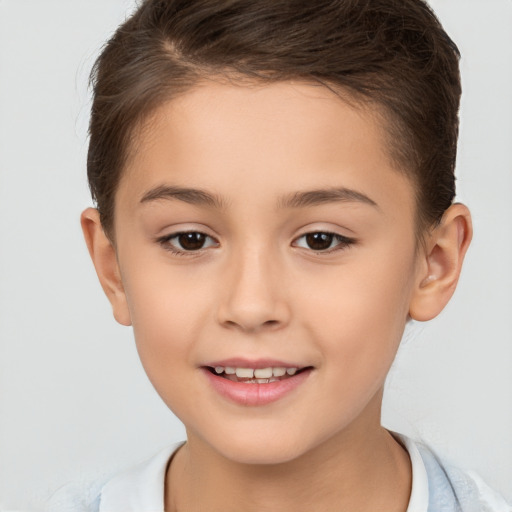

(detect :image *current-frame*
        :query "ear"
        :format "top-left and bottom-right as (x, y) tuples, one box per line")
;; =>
(409, 203), (472, 322)
(81, 208), (132, 326)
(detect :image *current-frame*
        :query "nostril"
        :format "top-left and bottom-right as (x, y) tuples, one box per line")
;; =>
(221, 317), (283, 333)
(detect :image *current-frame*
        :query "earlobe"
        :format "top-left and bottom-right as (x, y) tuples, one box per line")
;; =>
(80, 208), (132, 326)
(409, 203), (473, 322)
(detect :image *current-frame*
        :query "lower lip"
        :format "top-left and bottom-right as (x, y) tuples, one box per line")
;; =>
(202, 368), (312, 406)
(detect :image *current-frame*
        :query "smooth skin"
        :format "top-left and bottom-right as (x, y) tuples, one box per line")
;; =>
(82, 80), (472, 512)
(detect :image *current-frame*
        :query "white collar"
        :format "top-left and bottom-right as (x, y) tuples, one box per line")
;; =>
(392, 432), (430, 512)
(99, 435), (429, 511)
(99, 442), (184, 512)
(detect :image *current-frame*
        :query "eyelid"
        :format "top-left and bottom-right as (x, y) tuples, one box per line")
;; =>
(155, 227), (356, 257)
(156, 230), (219, 256)
(292, 230), (356, 253)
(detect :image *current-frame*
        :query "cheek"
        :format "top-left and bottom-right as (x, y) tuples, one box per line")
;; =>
(120, 262), (214, 389)
(299, 244), (417, 376)
(293, 255), (417, 428)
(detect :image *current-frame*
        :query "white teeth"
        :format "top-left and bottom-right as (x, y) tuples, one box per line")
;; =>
(212, 365), (302, 380)
(235, 367), (254, 378)
(256, 378), (269, 383)
(254, 367), (273, 378)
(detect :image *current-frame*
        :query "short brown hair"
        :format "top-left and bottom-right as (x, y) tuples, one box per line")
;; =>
(88, 0), (461, 239)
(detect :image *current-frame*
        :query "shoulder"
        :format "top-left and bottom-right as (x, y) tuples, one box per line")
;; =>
(44, 442), (184, 512)
(413, 438), (511, 512)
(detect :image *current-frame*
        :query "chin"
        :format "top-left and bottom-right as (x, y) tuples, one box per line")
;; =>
(198, 422), (318, 466)
(218, 439), (307, 465)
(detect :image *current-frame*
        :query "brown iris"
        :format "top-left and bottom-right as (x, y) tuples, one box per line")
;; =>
(305, 232), (334, 250)
(177, 232), (207, 250)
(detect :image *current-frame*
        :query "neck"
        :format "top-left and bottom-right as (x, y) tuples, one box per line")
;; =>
(165, 395), (411, 512)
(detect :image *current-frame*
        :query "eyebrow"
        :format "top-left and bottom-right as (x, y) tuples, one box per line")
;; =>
(140, 184), (378, 210)
(140, 185), (227, 209)
(277, 187), (378, 209)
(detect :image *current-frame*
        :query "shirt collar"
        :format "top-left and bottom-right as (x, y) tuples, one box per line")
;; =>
(391, 431), (430, 512)
(98, 434), (428, 512)
(99, 442), (184, 512)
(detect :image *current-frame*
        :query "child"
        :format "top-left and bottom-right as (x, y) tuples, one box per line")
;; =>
(59, 0), (510, 510)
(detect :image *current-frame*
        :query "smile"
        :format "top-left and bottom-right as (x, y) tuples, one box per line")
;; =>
(202, 364), (313, 406)
(207, 365), (302, 383)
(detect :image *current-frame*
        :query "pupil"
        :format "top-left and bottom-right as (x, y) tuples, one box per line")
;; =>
(306, 232), (333, 250)
(179, 232), (205, 250)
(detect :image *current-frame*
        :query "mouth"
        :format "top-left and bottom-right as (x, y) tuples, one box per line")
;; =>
(202, 362), (314, 406)
(204, 365), (312, 384)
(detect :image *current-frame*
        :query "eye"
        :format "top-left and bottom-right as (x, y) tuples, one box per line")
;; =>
(293, 231), (355, 252)
(158, 231), (218, 254)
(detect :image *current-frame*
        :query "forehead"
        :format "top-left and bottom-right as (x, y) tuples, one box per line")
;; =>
(134, 81), (385, 165)
(118, 80), (415, 224)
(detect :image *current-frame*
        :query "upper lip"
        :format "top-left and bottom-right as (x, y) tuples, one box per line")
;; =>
(203, 358), (306, 369)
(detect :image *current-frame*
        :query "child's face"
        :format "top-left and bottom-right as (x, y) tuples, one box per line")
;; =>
(112, 81), (423, 463)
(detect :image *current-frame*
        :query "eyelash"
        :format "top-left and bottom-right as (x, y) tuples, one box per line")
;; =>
(156, 231), (356, 256)
(293, 232), (356, 254)
(157, 231), (219, 257)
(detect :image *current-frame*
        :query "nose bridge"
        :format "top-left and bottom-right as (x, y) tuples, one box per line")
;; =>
(218, 238), (289, 332)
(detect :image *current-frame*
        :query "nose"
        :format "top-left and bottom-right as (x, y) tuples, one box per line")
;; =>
(216, 244), (290, 334)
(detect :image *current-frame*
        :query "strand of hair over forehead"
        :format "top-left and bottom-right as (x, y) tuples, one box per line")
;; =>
(132, 0), (458, 84)
(93, 0), (461, 125)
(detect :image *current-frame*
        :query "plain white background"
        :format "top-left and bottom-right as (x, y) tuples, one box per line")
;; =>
(0, 0), (511, 509)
